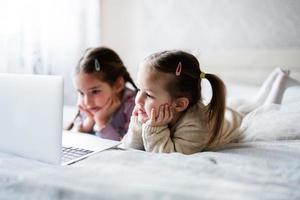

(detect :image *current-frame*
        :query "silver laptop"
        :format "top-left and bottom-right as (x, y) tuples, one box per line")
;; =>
(0, 73), (120, 165)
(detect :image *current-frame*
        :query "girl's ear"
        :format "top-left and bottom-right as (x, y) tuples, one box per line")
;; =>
(113, 76), (125, 93)
(173, 97), (189, 112)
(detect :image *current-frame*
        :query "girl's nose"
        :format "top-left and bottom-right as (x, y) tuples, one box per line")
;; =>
(135, 91), (144, 105)
(84, 95), (93, 107)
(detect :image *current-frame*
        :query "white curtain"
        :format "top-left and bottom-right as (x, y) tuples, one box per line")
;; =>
(0, 0), (101, 104)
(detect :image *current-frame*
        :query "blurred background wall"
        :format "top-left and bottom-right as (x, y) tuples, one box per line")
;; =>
(101, 0), (300, 84)
(1, 0), (300, 105)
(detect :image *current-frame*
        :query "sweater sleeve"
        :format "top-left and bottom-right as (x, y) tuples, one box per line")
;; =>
(142, 124), (174, 153)
(120, 116), (144, 150)
(142, 121), (208, 154)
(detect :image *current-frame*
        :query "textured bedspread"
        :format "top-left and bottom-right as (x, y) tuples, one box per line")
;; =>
(1, 140), (300, 200)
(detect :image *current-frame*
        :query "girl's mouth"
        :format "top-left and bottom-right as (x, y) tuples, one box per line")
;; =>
(138, 109), (148, 117)
(89, 107), (100, 113)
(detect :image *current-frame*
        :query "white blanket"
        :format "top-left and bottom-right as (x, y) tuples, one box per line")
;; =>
(1, 139), (300, 200)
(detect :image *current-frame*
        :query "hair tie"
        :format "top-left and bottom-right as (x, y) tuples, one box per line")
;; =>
(175, 62), (182, 76)
(200, 72), (206, 79)
(95, 59), (101, 71)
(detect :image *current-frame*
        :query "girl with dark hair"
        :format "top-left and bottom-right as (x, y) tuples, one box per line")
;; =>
(67, 46), (137, 141)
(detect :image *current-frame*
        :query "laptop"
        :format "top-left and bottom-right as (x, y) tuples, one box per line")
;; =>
(0, 73), (120, 165)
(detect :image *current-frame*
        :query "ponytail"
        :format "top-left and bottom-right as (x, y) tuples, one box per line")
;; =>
(204, 73), (226, 145)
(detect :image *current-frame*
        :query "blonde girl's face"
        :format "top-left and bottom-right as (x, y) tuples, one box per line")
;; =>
(74, 73), (115, 115)
(135, 63), (175, 123)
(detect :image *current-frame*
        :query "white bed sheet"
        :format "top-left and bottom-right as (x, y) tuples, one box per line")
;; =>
(0, 140), (300, 200)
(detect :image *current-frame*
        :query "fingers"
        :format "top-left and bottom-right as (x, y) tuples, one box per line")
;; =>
(156, 105), (164, 122)
(104, 96), (121, 111)
(148, 108), (156, 125)
(76, 99), (89, 115)
(77, 104), (93, 119)
(158, 104), (173, 120)
(102, 97), (113, 109)
(166, 104), (174, 121)
(94, 96), (122, 126)
(84, 109), (94, 119)
(76, 100), (84, 110)
(162, 104), (173, 122)
(147, 104), (173, 126)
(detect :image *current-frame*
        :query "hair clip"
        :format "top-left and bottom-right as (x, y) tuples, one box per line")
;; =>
(175, 62), (182, 76)
(200, 72), (206, 79)
(95, 59), (101, 71)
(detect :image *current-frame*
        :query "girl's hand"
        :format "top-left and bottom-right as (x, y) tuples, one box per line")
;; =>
(145, 104), (174, 127)
(94, 96), (121, 130)
(76, 101), (95, 132)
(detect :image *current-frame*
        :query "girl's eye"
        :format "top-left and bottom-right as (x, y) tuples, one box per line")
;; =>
(78, 91), (84, 97)
(145, 93), (154, 99)
(91, 90), (101, 95)
(137, 88), (154, 99)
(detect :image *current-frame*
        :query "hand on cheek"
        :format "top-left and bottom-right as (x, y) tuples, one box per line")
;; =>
(94, 96), (121, 129)
(76, 100), (93, 120)
(75, 100), (95, 132)
(145, 104), (173, 126)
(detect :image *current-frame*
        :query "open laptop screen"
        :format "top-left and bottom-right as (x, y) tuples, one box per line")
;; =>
(0, 73), (63, 164)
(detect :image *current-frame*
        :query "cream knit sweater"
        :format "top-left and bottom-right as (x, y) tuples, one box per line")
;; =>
(121, 101), (243, 154)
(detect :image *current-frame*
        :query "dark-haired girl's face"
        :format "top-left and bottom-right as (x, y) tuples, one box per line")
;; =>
(74, 73), (116, 115)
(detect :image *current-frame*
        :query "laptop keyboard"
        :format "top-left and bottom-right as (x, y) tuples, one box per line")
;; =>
(62, 146), (94, 163)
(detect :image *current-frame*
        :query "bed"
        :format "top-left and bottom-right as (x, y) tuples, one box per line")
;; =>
(1, 81), (300, 200)
(0, 140), (300, 200)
